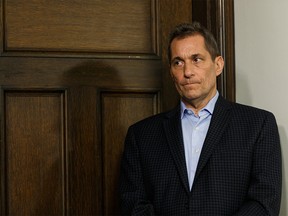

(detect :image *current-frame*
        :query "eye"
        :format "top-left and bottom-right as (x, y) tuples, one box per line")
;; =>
(193, 57), (202, 63)
(172, 60), (184, 67)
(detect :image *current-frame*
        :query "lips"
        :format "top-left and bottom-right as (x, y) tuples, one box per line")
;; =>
(183, 81), (200, 86)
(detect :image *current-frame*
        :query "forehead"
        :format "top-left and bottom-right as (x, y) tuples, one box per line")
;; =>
(171, 34), (207, 53)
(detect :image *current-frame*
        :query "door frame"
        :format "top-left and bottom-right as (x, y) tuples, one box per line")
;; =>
(192, 0), (235, 102)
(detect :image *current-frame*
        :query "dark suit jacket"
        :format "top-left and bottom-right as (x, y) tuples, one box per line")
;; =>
(119, 96), (282, 215)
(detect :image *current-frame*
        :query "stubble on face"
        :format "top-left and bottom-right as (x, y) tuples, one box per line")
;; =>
(169, 35), (223, 113)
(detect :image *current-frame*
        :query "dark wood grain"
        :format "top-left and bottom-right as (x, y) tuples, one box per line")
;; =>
(0, 0), (235, 214)
(5, 0), (156, 54)
(102, 92), (159, 215)
(192, 0), (235, 102)
(5, 91), (65, 215)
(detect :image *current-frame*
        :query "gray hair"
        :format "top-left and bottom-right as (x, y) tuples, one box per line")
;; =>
(168, 22), (220, 63)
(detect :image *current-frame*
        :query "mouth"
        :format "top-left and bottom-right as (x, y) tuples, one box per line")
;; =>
(183, 82), (200, 86)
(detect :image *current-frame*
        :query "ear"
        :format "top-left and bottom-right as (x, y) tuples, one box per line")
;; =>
(215, 56), (224, 76)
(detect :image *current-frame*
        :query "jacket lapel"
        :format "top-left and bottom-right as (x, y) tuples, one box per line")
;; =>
(163, 106), (190, 194)
(194, 96), (232, 182)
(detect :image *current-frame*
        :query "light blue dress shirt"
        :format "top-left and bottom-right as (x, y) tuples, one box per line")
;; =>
(180, 92), (219, 190)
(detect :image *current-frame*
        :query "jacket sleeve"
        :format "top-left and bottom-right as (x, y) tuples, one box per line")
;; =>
(234, 112), (282, 216)
(119, 126), (155, 216)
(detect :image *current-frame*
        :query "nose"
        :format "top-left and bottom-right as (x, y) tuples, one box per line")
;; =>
(184, 62), (194, 78)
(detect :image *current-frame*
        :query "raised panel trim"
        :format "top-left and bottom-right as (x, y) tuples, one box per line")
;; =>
(0, 0), (160, 60)
(100, 89), (160, 214)
(0, 88), (68, 215)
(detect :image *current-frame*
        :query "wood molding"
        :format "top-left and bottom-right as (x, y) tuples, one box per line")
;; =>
(1, 0), (159, 59)
(192, 0), (235, 102)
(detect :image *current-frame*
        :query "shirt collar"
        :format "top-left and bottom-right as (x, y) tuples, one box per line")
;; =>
(180, 91), (219, 119)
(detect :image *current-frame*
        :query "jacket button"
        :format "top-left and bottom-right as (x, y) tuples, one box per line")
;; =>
(184, 202), (189, 209)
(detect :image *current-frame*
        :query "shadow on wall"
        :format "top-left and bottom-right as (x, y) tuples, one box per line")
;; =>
(279, 126), (288, 216)
(235, 70), (253, 105)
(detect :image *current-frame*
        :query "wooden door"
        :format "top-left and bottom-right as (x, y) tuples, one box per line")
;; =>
(0, 0), (192, 215)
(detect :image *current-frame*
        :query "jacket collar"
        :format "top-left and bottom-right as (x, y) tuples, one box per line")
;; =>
(163, 96), (232, 193)
(163, 105), (190, 193)
(194, 96), (232, 183)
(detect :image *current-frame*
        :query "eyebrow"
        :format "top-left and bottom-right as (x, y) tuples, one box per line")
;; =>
(171, 56), (183, 63)
(171, 53), (202, 62)
(191, 53), (202, 59)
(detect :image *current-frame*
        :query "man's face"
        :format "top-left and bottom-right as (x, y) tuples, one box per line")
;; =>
(169, 34), (224, 109)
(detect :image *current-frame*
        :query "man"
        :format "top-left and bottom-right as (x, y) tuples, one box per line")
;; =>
(119, 22), (281, 215)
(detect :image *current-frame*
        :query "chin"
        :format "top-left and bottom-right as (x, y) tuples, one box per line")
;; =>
(184, 91), (200, 98)
(183, 94), (200, 102)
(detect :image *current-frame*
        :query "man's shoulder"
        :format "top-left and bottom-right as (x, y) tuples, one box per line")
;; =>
(231, 101), (273, 116)
(217, 96), (273, 115)
(219, 100), (276, 125)
(215, 96), (276, 124)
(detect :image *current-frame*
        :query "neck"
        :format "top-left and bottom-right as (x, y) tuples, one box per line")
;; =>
(182, 91), (217, 115)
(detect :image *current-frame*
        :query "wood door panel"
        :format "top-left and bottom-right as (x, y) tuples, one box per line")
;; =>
(102, 92), (159, 215)
(5, 0), (158, 55)
(0, 0), (197, 214)
(0, 58), (162, 89)
(4, 90), (66, 215)
(66, 87), (101, 215)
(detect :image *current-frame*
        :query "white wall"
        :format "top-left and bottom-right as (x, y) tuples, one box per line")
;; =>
(235, 0), (288, 214)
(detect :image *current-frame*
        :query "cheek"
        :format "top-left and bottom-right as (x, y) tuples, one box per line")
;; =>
(170, 71), (182, 83)
(203, 68), (216, 80)
(204, 73), (217, 87)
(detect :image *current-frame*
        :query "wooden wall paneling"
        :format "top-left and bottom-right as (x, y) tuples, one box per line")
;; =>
(159, 0), (193, 111)
(101, 91), (159, 215)
(4, 0), (159, 57)
(0, 0), (206, 214)
(0, 57), (162, 215)
(192, 0), (235, 102)
(3, 90), (66, 215)
(0, 0), (3, 54)
(0, 88), (4, 215)
(0, 58), (162, 90)
(221, 0), (235, 102)
(66, 87), (101, 215)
